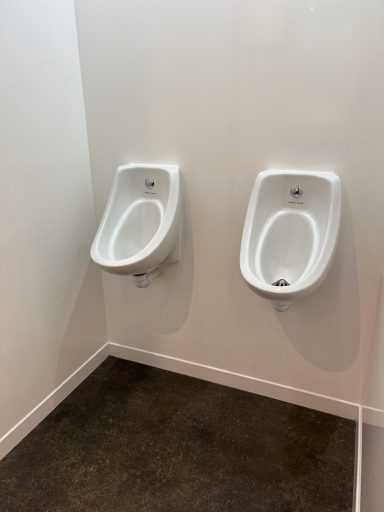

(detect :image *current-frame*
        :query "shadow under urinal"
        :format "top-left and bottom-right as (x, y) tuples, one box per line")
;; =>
(276, 193), (361, 372)
(107, 172), (194, 337)
(362, 273), (384, 409)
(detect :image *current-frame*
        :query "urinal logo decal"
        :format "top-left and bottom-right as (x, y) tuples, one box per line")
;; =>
(144, 177), (156, 195)
(289, 185), (304, 205)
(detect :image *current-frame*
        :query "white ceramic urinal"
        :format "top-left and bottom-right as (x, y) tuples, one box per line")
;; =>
(91, 163), (181, 287)
(240, 170), (341, 311)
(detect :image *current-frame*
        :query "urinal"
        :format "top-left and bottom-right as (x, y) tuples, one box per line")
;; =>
(240, 169), (341, 311)
(91, 163), (181, 287)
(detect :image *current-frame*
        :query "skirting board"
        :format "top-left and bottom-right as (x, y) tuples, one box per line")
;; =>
(353, 407), (362, 512)
(109, 342), (359, 421)
(1, 341), (360, 462)
(362, 406), (384, 428)
(0, 342), (109, 461)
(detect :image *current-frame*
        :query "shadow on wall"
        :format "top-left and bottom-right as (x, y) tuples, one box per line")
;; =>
(362, 274), (384, 410)
(361, 417), (384, 512)
(277, 190), (361, 372)
(55, 261), (107, 387)
(104, 173), (194, 342)
(360, 276), (384, 512)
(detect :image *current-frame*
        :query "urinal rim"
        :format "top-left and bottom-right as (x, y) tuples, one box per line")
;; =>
(91, 163), (180, 269)
(240, 169), (342, 299)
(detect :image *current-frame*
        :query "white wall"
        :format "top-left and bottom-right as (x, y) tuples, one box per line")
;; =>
(75, 0), (384, 403)
(0, 0), (106, 438)
(360, 413), (384, 511)
(360, 281), (384, 511)
(363, 282), (384, 412)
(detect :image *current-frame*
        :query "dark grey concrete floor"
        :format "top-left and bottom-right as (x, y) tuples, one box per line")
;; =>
(0, 357), (355, 512)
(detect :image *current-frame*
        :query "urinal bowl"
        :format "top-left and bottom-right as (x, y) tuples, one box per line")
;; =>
(91, 163), (181, 281)
(240, 170), (341, 311)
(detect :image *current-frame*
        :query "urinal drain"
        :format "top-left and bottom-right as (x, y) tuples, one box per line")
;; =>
(272, 278), (290, 287)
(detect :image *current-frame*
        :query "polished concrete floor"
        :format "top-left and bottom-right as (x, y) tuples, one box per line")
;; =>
(0, 357), (355, 512)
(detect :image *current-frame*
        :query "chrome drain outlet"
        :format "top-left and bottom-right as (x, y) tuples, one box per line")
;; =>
(272, 278), (290, 287)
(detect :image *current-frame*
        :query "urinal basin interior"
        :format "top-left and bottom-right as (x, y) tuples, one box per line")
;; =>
(241, 169), (341, 300)
(105, 199), (163, 261)
(255, 209), (319, 286)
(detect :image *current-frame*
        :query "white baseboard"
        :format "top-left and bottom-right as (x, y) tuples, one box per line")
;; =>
(109, 342), (359, 421)
(353, 406), (362, 512)
(1, 341), (360, 462)
(361, 405), (384, 428)
(0, 342), (109, 461)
